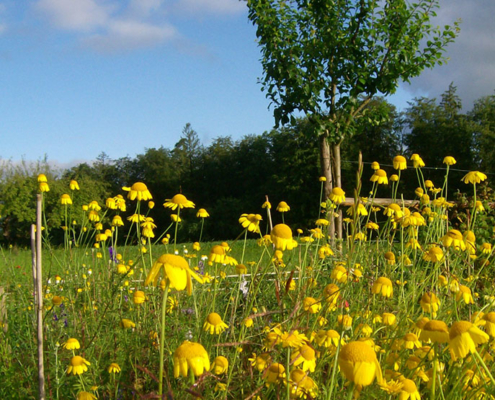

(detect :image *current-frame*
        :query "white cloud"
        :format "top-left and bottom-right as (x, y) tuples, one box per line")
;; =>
(35, 0), (112, 31)
(82, 19), (177, 52)
(172, 0), (246, 15)
(401, 0), (495, 109)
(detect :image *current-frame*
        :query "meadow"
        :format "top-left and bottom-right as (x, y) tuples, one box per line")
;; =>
(1, 154), (495, 400)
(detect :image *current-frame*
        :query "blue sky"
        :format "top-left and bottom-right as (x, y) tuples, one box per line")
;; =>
(1, 0), (494, 167)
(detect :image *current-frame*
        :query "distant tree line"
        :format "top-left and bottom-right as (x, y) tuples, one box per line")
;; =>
(1, 86), (494, 246)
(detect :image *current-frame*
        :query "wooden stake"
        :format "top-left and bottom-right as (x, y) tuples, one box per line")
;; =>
(31, 194), (45, 400)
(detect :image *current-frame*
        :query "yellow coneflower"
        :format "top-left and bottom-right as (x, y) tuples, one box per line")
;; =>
(276, 201), (290, 212)
(442, 229), (466, 251)
(239, 213), (262, 233)
(289, 368), (318, 398)
(338, 341), (383, 387)
(402, 333), (422, 350)
(271, 224), (297, 251)
(280, 330), (308, 348)
(211, 356), (229, 375)
(323, 283), (340, 306)
(133, 290), (146, 305)
(163, 194), (195, 210)
(449, 321), (489, 361)
(63, 338), (80, 350)
(249, 352), (271, 372)
(462, 171), (487, 184)
(173, 341), (210, 378)
(291, 344), (317, 372)
(330, 187), (346, 204)
(382, 312), (396, 326)
(419, 320), (449, 343)
(399, 378), (421, 400)
(456, 285), (475, 305)
(443, 156), (456, 165)
(123, 182), (152, 201)
(108, 363), (121, 374)
(384, 251), (396, 265)
(203, 313), (229, 335)
(67, 356), (91, 375)
(372, 277), (393, 298)
(265, 363), (286, 384)
(423, 246), (444, 262)
(481, 312), (495, 337)
(145, 254), (203, 295)
(370, 169), (388, 185)
(393, 155), (407, 170)
(208, 245), (226, 264)
(420, 292), (441, 317)
(121, 319), (136, 329)
(410, 153), (425, 168)
(77, 392), (96, 400)
(303, 297), (321, 314)
(331, 264), (348, 283)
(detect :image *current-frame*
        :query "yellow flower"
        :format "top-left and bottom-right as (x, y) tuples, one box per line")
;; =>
(382, 312), (396, 326)
(315, 329), (343, 349)
(370, 169), (388, 185)
(262, 201), (272, 209)
(441, 229), (466, 251)
(372, 277), (393, 298)
(173, 341), (210, 378)
(347, 203), (368, 216)
(63, 338), (80, 350)
(338, 341), (383, 387)
(291, 344), (317, 372)
(323, 283), (340, 306)
(249, 352), (271, 372)
(145, 254), (203, 295)
(122, 182), (153, 201)
(239, 213), (262, 233)
(276, 201), (290, 212)
(77, 392), (96, 400)
(330, 187), (346, 204)
(331, 264), (348, 283)
(389, 174), (399, 182)
(112, 215), (124, 227)
(39, 182), (50, 192)
(402, 333), (422, 350)
(289, 368), (318, 398)
(60, 194), (72, 205)
(265, 363), (286, 384)
(399, 378), (421, 400)
(280, 330), (308, 348)
(209, 245), (226, 264)
(384, 251), (395, 265)
(38, 173), (48, 182)
(393, 155), (407, 170)
(419, 320), (449, 343)
(108, 363), (121, 373)
(420, 292), (441, 317)
(384, 203), (403, 218)
(211, 356), (229, 375)
(88, 211), (100, 222)
(423, 246), (444, 262)
(475, 201), (485, 212)
(443, 156), (456, 165)
(271, 224), (297, 251)
(371, 161), (380, 170)
(133, 290), (146, 304)
(365, 221), (379, 230)
(106, 197), (117, 209)
(196, 208), (209, 218)
(67, 356), (91, 375)
(121, 319), (135, 329)
(203, 312), (229, 335)
(410, 153), (425, 168)
(148, 201), (155, 209)
(482, 312), (495, 337)
(318, 244), (334, 259)
(449, 321), (489, 361)
(462, 171), (487, 184)
(319, 176), (326, 182)
(164, 194), (195, 210)
(456, 285), (475, 304)
(303, 297), (321, 314)
(192, 242), (201, 251)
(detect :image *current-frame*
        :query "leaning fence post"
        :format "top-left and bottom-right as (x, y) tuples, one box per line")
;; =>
(31, 194), (45, 400)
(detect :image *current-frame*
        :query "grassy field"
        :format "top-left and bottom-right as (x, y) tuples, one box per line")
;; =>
(1, 163), (495, 400)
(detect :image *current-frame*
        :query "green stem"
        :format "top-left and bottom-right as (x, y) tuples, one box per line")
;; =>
(158, 281), (170, 396)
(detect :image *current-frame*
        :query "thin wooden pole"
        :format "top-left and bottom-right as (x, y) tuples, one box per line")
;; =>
(32, 194), (45, 400)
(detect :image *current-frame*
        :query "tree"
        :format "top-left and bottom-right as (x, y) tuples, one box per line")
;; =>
(470, 94), (495, 174)
(247, 0), (459, 204)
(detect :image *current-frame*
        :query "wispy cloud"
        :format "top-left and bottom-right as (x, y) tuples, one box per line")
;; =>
(173, 0), (246, 15)
(402, 0), (495, 108)
(32, 0), (245, 53)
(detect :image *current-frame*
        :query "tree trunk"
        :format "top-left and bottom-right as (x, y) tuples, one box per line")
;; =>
(318, 134), (335, 242)
(331, 143), (343, 240)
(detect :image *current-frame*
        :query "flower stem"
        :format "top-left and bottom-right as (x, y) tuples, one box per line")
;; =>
(158, 281), (170, 396)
